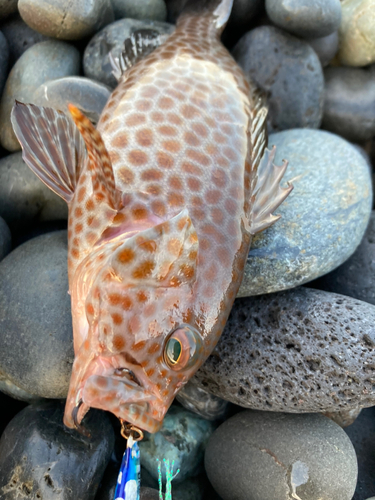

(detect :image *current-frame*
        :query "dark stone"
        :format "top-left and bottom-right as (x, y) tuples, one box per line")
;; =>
(0, 215), (11, 261)
(0, 391), (27, 437)
(233, 26), (324, 132)
(306, 31), (339, 67)
(140, 488), (160, 500)
(111, 0), (167, 22)
(193, 288), (375, 412)
(176, 380), (229, 421)
(0, 231), (74, 399)
(0, 30), (9, 96)
(324, 408), (362, 428)
(32, 77), (111, 125)
(265, 0), (342, 38)
(0, 40), (80, 151)
(0, 0), (18, 21)
(83, 18), (174, 88)
(205, 411), (357, 500)
(0, 14), (50, 65)
(18, 0), (114, 40)
(0, 401), (115, 499)
(345, 406), (375, 500)
(0, 152), (68, 234)
(322, 67), (375, 142)
(313, 212), (375, 305)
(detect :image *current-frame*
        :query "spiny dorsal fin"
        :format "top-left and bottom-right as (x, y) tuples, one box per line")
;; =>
(11, 101), (87, 203)
(68, 104), (122, 210)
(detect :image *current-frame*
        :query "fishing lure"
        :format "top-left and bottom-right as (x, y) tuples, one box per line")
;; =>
(114, 425), (141, 500)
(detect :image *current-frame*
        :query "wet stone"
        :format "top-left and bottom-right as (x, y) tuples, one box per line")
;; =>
(265, 0), (342, 39)
(194, 287), (375, 413)
(176, 380), (229, 422)
(0, 40), (80, 152)
(0, 30), (9, 96)
(0, 0), (18, 21)
(0, 152), (67, 234)
(239, 129), (372, 296)
(111, 0), (167, 22)
(0, 401), (115, 500)
(0, 231), (73, 399)
(233, 26), (324, 132)
(0, 216), (11, 261)
(306, 31), (339, 67)
(322, 67), (375, 142)
(83, 18), (174, 88)
(205, 411), (358, 500)
(32, 77), (111, 125)
(18, 0), (114, 40)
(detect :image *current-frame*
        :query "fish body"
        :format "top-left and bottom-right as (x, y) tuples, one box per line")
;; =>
(11, 0), (292, 433)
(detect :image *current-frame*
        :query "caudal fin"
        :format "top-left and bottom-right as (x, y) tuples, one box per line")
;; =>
(178, 0), (234, 31)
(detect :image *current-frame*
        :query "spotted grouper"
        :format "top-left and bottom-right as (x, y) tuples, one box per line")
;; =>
(11, 0), (292, 434)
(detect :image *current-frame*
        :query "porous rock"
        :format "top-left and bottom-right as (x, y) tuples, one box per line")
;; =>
(306, 31), (339, 67)
(0, 401), (115, 500)
(0, 152), (68, 233)
(194, 288), (375, 413)
(83, 18), (174, 88)
(233, 26), (324, 132)
(0, 231), (73, 399)
(111, 0), (167, 22)
(0, 216), (11, 261)
(265, 0), (342, 38)
(0, 40), (80, 151)
(205, 411), (357, 500)
(32, 76), (111, 125)
(18, 0), (114, 40)
(239, 129), (372, 296)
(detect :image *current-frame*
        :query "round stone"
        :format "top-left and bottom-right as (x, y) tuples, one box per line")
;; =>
(194, 287), (375, 413)
(0, 0), (18, 20)
(18, 0), (114, 40)
(205, 411), (358, 500)
(0, 216), (11, 261)
(0, 401), (115, 500)
(0, 152), (67, 234)
(306, 31), (339, 67)
(112, 0), (167, 21)
(0, 14), (50, 65)
(338, 0), (375, 66)
(0, 231), (73, 399)
(233, 26), (324, 132)
(83, 18), (174, 88)
(313, 211), (375, 305)
(0, 30), (9, 96)
(0, 40), (80, 152)
(140, 488), (160, 500)
(238, 129), (372, 296)
(265, 0), (342, 38)
(324, 408), (362, 428)
(322, 67), (375, 142)
(32, 76), (111, 125)
(176, 380), (229, 421)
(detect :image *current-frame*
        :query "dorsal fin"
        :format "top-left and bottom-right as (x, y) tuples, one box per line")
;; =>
(11, 101), (87, 203)
(68, 105), (122, 210)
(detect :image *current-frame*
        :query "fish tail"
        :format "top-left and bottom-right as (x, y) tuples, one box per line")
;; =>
(177, 0), (234, 33)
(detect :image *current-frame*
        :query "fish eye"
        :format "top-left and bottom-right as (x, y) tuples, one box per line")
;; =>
(164, 325), (203, 371)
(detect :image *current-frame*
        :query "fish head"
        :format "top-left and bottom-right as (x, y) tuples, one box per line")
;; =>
(66, 209), (206, 433)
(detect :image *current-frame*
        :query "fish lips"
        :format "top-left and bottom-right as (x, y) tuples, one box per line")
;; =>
(82, 374), (164, 433)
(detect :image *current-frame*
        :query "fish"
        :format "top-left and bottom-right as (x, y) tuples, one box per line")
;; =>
(11, 0), (292, 434)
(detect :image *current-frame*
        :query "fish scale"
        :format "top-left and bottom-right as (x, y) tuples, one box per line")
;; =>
(11, 0), (292, 435)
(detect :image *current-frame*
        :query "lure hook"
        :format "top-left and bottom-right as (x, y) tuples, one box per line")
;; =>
(120, 419), (144, 442)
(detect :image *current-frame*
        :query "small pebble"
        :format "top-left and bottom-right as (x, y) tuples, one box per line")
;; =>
(265, 0), (342, 38)
(324, 408), (362, 428)
(111, 0), (167, 22)
(0, 152), (68, 233)
(0, 401), (115, 500)
(0, 40), (80, 152)
(18, 0), (114, 40)
(83, 18), (174, 88)
(0, 231), (73, 399)
(339, 0), (375, 66)
(205, 411), (357, 500)
(0, 0), (18, 21)
(0, 215), (11, 261)
(32, 76), (111, 125)
(0, 30), (9, 96)
(176, 380), (229, 421)
(194, 288), (375, 412)
(306, 31), (339, 67)
(233, 26), (324, 132)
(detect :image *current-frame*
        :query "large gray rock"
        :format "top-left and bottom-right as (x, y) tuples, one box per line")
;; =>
(0, 216), (11, 261)
(0, 152), (68, 233)
(233, 26), (324, 132)
(0, 401), (115, 500)
(32, 76), (111, 125)
(0, 40), (80, 151)
(239, 129), (372, 296)
(322, 66), (375, 142)
(194, 288), (375, 413)
(0, 231), (73, 399)
(205, 411), (357, 500)
(111, 0), (167, 21)
(83, 18), (174, 88)
(306, 31), (339, 67)
(265, 0), (342, 38)
(18, 0), (114, 40)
